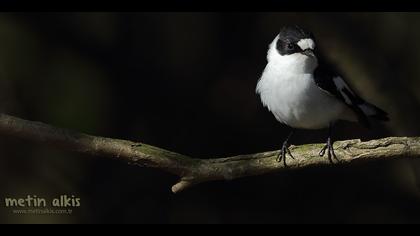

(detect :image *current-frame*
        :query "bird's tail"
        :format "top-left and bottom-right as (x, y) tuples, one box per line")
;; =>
(359, 102), (390, 121)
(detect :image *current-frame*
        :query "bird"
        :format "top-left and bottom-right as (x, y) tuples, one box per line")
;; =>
(256, 25), (389, 165)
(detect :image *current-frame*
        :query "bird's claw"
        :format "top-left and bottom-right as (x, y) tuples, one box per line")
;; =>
(277, 142), (294, 166)
(319, 138), (338, 163)
(319, 145), (327, 157)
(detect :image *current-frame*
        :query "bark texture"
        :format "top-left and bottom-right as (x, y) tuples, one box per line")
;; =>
(0, 113), (418, 193)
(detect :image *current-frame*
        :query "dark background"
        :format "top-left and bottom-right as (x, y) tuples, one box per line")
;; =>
(1, 12), (420, 223)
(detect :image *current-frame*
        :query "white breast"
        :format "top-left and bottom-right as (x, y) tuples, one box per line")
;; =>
(256, 36), (356, 129)
(256, 62), (350, 129)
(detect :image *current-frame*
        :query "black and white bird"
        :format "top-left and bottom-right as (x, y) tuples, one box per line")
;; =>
(256, 26), (389, 165)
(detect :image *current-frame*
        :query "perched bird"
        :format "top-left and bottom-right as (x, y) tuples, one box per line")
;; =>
(256, 26), (389, 165)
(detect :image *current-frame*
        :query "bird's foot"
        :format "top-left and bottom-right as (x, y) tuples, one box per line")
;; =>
(319, 137), (338, 163)
(277, 141), (295, 166)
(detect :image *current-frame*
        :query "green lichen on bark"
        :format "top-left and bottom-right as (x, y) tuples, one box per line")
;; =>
(0, 113), (419, 193)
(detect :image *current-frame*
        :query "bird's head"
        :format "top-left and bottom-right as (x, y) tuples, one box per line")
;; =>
(267, 26), (318, 73)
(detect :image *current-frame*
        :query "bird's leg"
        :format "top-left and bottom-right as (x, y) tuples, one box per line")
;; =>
(277, 129), (295, 166)
(319, 123), (338, 163)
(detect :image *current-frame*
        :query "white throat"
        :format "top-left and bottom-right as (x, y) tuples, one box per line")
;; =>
(256, 33), (353, 130)
(266, 36), (318, 74)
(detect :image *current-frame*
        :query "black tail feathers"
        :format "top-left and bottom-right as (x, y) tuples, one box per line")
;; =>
(360, 103), (389, 122)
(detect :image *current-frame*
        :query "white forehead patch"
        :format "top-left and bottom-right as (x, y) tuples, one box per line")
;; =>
(297, 38), (315, 51)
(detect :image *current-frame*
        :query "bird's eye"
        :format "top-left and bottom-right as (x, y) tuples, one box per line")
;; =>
(286, 43), (295, 50)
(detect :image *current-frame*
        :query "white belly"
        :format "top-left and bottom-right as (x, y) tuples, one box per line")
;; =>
(257, 71), (349, 129)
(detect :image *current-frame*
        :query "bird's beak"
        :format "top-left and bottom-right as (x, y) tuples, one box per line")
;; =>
(301, 49), (315, 58)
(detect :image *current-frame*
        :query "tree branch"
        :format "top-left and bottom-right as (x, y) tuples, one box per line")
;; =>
(0, 113), (419, 193)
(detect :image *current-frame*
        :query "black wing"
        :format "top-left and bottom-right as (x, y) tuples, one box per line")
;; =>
(313, 57), (388, 128)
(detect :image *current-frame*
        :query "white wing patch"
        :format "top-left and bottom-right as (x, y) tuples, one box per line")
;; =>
(333, 76), (354, 104)
(297, 38), (315, 51)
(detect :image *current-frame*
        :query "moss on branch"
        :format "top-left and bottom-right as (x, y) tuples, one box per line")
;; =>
(0, 113), (418, 193)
